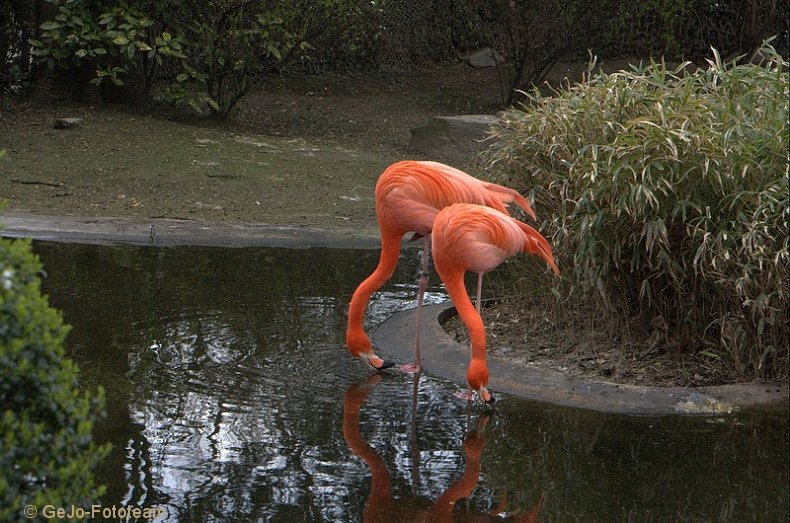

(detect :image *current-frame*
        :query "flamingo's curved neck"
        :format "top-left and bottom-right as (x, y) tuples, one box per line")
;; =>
(347, 230), (404, 340)
(442, 271), (486, 361)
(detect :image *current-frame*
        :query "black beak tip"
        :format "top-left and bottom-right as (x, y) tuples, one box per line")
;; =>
(375, 360), (397, 371)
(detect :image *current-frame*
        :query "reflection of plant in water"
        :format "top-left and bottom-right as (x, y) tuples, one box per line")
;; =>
(343, 374), (545, 521)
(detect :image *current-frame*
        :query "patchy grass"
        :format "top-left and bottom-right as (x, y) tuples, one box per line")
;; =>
(0, 103), (392, 227)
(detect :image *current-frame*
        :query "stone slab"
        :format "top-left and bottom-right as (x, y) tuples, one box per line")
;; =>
(408, 114), (498, 163)
(371, 303), (789, 415)
(0, 212), (381, 249)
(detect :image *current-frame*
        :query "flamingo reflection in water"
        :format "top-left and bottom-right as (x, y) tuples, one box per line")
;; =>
(343, 375), (545, 522)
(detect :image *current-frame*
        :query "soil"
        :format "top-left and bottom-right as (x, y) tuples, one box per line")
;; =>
(443, 296), (742, 388)
(0, 60), (771, 388)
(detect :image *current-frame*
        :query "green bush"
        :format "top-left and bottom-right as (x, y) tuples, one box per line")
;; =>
(485, 42), (788, 380)
(155, 0), (313, 119)
(601, 1), (789, 62)
(28, 0), (379, 119)
(0, 237), (109, 522)
(30, 0), (187, 90)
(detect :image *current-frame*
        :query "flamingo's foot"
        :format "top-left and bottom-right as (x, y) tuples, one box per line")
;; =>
(453, 387), (496, 406)
(454, 390), (476, 401)
(398, 362), (421, 374)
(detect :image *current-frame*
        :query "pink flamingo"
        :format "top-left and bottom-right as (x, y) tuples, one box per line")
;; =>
(346, 160), (536, 371)
(431, 203), (559, 403)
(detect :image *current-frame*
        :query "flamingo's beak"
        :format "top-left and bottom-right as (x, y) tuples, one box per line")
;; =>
(374, 360), (396, 371)
(479, 387), (495, 405)
(361, 354), (396, 372)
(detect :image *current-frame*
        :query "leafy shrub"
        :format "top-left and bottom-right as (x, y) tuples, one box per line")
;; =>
(0, 237), (109, 522)
(30, 0), (186, 90)
(1, 2), (36, 98)
(485, 42), (788, 380)
(28, 0), (378, 119)
(155, 0), (315, 119)
(602, 0), (789, 62)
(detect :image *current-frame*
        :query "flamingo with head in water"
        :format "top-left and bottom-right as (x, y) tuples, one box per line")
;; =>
(346, 160), (537, 372)
(431, 203), (559, 404)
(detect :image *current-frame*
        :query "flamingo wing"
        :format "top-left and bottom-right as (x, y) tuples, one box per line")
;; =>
(432, 203), (536, 275)
(375, 161), (536, 236)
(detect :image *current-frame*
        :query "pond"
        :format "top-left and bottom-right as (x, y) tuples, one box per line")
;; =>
(34, 241), (789, 522)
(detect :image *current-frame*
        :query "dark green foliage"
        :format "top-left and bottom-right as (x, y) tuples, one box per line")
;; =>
(602, 0), (788, 61)
(485, 43), (788, 380)
(483, 0), (787, 104)
(0, 237), (109, 523)
(1, 1), (37, 97)
(27, 0), (378, 119)
(19, 1), (787, 112)
(154, 0), (314, 119)
(29, 0), (187, 91)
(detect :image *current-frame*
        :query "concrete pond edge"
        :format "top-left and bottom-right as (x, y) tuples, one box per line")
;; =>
(0, 212), (381, 249)
(372, 303), (789, 416)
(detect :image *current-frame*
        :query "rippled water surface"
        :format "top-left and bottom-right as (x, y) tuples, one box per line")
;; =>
(34, 242), (789, 522)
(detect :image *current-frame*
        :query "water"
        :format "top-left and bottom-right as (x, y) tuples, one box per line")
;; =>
(33, 242), (789, 522)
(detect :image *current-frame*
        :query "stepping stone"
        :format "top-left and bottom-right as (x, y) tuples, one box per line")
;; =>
(459, 47), (505, 68)
(53, 117), (83, 129)
(408, 114), (498, 163)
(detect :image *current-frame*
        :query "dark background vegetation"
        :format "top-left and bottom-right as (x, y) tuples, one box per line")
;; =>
(2, 0), (788, 114)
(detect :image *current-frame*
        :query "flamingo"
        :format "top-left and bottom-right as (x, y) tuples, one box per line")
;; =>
(346, 160), (537, 372)
(431, 203), (560, 404)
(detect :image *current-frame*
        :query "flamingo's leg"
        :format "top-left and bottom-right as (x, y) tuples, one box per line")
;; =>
(476, 273), (483, 314)
(454, 389), (477, 402)
(400, 235), (431, 374)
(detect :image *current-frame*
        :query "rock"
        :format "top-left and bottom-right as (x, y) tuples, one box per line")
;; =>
(408, 114), (498, 163)
(459, 48), (505, 68)
(53, 117), (83, 129)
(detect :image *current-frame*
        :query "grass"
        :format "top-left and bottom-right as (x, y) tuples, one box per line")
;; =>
(485, 42), (788, 381)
